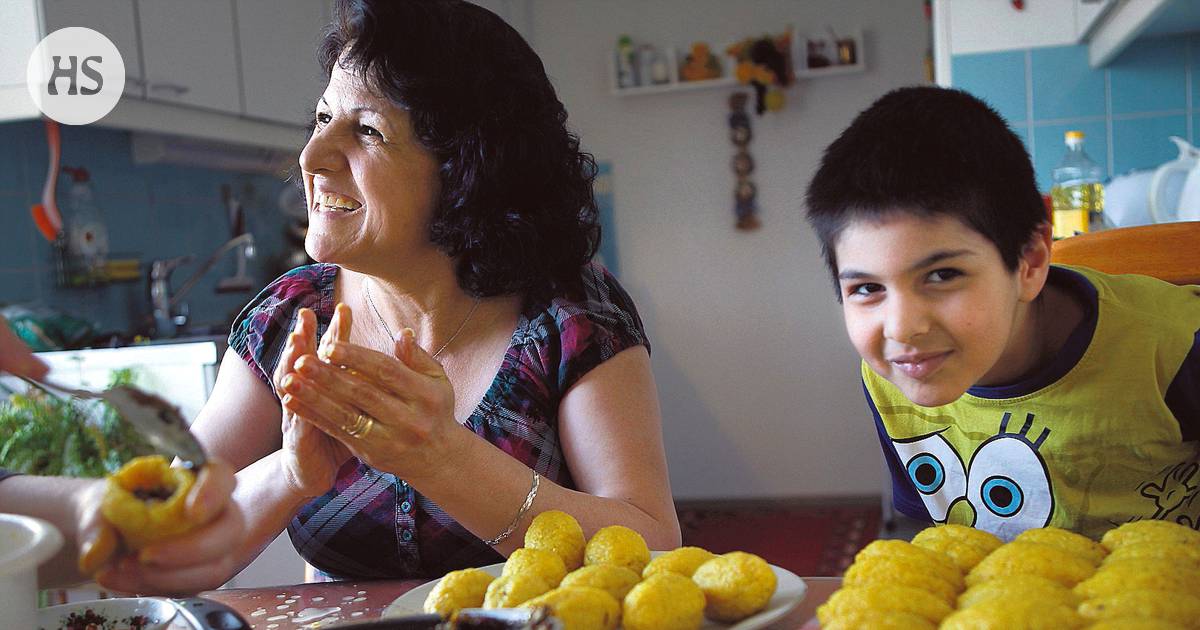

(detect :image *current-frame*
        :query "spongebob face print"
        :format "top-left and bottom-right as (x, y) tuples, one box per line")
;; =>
(891, 412), (1054, 541)
(892, 431), (966, 522)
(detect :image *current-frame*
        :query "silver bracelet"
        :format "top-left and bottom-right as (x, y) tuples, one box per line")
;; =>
(484, 470), (540, 546)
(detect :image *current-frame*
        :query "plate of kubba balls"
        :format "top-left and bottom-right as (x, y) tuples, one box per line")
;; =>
(817, 519), (1200, 629)
(383, 510), (807, 629)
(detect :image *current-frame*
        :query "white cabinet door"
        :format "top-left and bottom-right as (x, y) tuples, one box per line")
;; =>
(0, 0), (46, 87)
(136, 0), (240, 114)
(235, 0), (329, 126)
(41, 0), (144, 98)
(1076, 0), (1116, 40)
(940, 0), (1077, 56)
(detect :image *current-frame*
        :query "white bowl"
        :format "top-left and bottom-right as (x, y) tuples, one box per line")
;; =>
(0, 513), (65, 629)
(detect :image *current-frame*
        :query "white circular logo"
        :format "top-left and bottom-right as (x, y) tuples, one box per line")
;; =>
(26, 27), (125, 125)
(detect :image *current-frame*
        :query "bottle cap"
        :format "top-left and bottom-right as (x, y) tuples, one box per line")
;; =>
(1065, 130), (1084, 141)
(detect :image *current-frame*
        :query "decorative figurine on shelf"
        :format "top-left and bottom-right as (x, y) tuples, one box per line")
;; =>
(680, 42), (722, 82)
(637, 44), (671, 86)
(728, 30), (793, 115)
(729, 92), (760, 231)
(615, 35), (637, 88)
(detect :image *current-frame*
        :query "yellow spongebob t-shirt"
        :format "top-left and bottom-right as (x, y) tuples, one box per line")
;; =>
(864, 265), (1200, 541)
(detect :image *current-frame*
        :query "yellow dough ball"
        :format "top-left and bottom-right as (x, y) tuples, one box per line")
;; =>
(965, 541), (1095, 588)
(843, 554), (961, 605)
(560, 564), (642, 601)
(910, 524), (1002, 573)
(641, 546), (717, 579)
(482, 572), (551, 609)
(912, 524), (1003, 555)
(1014, 526), (1107, 566)
(1075, 558), (1200, 600)
(940, 598), (1085, 629)
(855, 539), (963, 589)
(1102, 541), (1200, 570)
(1087, 619), (1188, 630)
(691, 551), (778, 623)
(503, 547), (568, 588)
(520, 586), (620, 630)
(957, 574), (1079, 609)
(622, 572), (706, 630)
(100, 455), (198, 551)
(816, 584), (953, 626)
(584, 525), (651, 575)
(525, 510), (586, 571)
(819, 609), (936, 630)
(423, 568), (495, 618)
(1100, 519), (1200, 551)
(1077, 589), (1200, 627)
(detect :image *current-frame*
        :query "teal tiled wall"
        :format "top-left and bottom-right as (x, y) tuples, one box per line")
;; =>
(951, 34), (1196, 191)
(0, 120), (294, 339)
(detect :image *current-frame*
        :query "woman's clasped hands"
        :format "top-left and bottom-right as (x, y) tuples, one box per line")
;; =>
(277, 302), (462, 486)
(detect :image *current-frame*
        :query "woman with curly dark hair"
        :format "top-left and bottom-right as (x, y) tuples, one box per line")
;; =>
(174, 0), (679, 587)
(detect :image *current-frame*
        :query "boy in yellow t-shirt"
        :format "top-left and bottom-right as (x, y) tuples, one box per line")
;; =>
(804, 86), (1200, 541)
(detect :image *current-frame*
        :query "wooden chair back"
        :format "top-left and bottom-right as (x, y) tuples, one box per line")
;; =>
(1050, 221), (1200, 285)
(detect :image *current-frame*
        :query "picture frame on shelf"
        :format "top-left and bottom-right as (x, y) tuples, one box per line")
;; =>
(793, 27), (865, 78)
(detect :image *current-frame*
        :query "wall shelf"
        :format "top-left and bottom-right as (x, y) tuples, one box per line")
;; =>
(793, 27), (866, 78)
(795, 61), (866, 79)
(609, 26), (865, 98)
(610, 40), (739, 97)
(612, 76), (738, 97)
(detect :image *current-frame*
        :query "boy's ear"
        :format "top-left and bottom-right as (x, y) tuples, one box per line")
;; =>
(1017, 222), (1054, 302)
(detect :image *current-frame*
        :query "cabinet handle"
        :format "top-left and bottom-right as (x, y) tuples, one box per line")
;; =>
(149, 82), (190, 96)
(125, 77), (147, 87)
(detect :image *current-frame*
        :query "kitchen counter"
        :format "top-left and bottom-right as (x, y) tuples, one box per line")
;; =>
(198, 577), (842, 628)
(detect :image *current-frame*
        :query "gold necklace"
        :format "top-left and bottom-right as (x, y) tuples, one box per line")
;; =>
(363, 280), (481, 359)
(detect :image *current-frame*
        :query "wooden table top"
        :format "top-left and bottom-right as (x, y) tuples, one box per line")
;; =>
(201, 576), (843, 629)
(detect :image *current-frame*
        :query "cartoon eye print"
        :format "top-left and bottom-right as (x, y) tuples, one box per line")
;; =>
(891, 431), (967, 522)
(967, 412), (1054, 540)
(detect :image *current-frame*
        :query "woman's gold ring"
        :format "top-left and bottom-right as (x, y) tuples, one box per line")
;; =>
(343, 413), (374, 439)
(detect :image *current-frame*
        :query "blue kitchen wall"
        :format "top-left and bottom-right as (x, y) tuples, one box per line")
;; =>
(0, 120), (295, 340)
(952, 33), (1197, 191)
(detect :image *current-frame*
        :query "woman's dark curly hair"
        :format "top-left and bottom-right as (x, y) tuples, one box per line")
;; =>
(317, 0), (600, 299)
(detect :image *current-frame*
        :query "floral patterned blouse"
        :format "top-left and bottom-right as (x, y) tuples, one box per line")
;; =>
(229, 262), (649, 579)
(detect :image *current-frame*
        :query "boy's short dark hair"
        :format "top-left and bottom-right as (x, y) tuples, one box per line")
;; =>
(805, 86), (1046, 287)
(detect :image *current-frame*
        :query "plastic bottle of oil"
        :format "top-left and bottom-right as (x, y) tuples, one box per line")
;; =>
(1050, 130), (1106, 239)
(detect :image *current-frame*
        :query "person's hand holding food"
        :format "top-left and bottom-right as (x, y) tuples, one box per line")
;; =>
(279, 303), (459, 480)
(75, 457), (246, 595)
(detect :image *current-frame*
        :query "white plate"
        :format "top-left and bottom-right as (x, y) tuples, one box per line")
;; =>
(383, 554), (807, 630)
(38, 597), (178, 630)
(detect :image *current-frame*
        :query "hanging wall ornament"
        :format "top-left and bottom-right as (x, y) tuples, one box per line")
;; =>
(729, 92), (760, 230)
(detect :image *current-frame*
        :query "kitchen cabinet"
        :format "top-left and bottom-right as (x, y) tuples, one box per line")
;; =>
(934, 0), (1079, 57)
(931, 0), (1144, 85)
(136, 0), (240, 114)
(40, 0), (145, 98)
(1076, 0), (1118, 41)
(1086, 0), (1200, 67)
(0, 0), (327, 151)
(237, 0), (331, 126)
(934, 0), (1200, 77)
